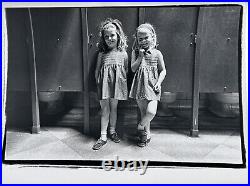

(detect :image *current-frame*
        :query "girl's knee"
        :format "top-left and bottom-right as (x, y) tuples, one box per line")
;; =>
(147, 101), (157, 117)
(146, 109), (157, 118)
(110, 100), (118, 113)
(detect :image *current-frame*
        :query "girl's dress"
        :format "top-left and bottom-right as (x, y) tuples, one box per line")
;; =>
(97, 50), (128, 100)
(129, 48), (161, 101)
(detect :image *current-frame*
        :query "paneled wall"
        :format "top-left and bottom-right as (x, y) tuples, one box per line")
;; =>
(5, 6), (242, 130)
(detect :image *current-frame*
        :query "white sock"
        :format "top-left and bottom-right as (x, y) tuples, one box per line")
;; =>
(146, 131), (151, 139)
(109, 127), (116, 134)
(137, 123), (144, 131)
(101, 132), (107, 141)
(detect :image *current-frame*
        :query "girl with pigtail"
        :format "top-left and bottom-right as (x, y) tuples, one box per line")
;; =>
(92, 18), (128, 150)
(129, 23), (166, 147)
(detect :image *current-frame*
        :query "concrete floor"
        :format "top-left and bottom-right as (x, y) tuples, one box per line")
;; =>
(4, 113), (244, 164)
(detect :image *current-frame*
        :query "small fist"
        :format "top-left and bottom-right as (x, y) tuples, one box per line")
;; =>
(153, 83), (161, 94)
(139, 49), (145, 57)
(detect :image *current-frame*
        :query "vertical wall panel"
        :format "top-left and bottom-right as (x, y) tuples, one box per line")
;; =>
(31, 8), (83, 91)
(6, 9), (30, 91)
(198, 6), (241, 92)
(6, 9), (32, 128)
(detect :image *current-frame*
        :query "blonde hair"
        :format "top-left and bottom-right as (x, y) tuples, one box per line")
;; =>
(97, 18), (128, 53)
(132, 23), (158, 54)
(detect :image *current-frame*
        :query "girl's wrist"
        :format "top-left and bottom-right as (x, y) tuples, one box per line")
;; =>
(138, 56), (143, 63)
(157, 81), (162, 85)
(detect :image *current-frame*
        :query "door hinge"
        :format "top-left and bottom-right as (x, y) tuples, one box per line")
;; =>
(194, 34), (197, 44)
(88, 34), (93, 44)
(190, 33), (197, 46)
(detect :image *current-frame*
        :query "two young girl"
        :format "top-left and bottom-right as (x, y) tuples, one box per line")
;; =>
(92, 18), (166, 150)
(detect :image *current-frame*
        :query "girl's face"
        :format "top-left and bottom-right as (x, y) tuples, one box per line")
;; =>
(137, 29), (153, 49)
(103, 28), (118, 50)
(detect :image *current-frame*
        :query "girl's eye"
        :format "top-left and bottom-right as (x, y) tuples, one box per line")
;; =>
(104, 34), (115, 40)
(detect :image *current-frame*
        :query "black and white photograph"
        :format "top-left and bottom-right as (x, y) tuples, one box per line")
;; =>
(2, 2), (248, 184)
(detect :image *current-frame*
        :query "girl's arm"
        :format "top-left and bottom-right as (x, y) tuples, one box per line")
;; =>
(154, 51), (166, 91)
(131, 49), (144, 72)
(95, 52), (103, 82)
(124, 52), (128, 73)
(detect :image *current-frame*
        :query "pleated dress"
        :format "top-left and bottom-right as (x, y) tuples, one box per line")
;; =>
(97, 50), (128, 100)
(129, 48), (161, 101)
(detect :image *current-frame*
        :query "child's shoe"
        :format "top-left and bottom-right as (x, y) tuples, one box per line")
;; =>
(109, 132), (121, 143)
(137, 130), (150, 147)
(92, 139), (107, 150)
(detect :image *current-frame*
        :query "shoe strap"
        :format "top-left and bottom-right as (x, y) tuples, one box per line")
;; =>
(97, 138), (106, 143)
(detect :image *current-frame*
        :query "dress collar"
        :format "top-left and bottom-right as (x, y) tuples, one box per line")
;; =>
(144, 48), (154, 55)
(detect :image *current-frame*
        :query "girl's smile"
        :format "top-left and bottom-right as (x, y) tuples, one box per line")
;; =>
(137, 29), (153, 50)
(104, 28), (118, 49)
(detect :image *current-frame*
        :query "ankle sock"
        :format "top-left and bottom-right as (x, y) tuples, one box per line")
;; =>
(137, 123), (144, 131)
(101, 132), (107, 141)
(109, 127), (116, 135)
(146, 131), (151, 139)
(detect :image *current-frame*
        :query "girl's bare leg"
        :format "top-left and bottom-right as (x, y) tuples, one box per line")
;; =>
(145, 122), (151, 139)
(109, 98), (118, 134)
(92, 99), (110, 150)
(107, 98), (121, 143)
(99, 99), (110, 141)
(137, 100), (158, 139)
(136, 99), (147, 131)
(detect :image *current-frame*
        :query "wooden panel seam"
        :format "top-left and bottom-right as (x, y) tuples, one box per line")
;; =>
(81, 8), (90, 134)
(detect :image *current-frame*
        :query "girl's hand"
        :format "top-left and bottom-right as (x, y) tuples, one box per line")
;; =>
(153, 82), (161, 93)
(139, 49), (145, 57)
